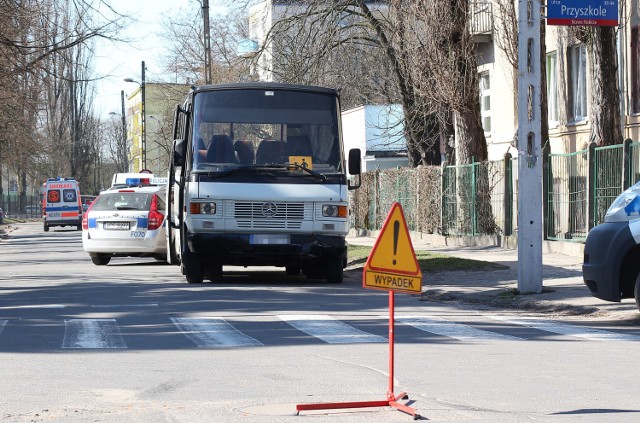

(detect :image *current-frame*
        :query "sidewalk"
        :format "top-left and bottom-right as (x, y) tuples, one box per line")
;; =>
(346, 234), (640, 319)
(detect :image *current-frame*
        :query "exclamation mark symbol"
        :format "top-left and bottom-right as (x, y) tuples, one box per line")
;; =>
(392, 220), (399, 266)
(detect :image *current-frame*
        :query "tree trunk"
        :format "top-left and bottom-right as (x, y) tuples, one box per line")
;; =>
(588, 26), (622, 146)
(455, 108), (487, 164)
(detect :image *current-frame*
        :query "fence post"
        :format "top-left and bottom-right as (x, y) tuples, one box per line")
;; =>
(472, 159), (477, 236)
(623, 138), (632, 190)
(440, 161), (447, 236)
(503, 152), (513, 236)
(542, 145), (550, 240)
(587, 142), (597, 230)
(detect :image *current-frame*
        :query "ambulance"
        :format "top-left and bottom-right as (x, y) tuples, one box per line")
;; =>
(43, 177), (82, 231)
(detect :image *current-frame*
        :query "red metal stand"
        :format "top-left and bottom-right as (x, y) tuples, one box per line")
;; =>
(295, 292), (421, 420)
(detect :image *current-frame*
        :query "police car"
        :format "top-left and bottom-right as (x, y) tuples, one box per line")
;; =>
(81, 176), (168, 265)
(583, 180), (640, 311)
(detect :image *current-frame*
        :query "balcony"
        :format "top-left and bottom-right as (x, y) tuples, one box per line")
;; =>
(470, 0), (493, 43)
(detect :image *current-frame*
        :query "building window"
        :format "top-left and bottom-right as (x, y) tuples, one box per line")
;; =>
(567, 44), (588, 122)
(479, 72), (491, 133)
(632, 27), (640, 114)
(546, 51), (559, 123)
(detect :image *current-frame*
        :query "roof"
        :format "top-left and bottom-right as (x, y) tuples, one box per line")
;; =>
(191, 82), (338, 96)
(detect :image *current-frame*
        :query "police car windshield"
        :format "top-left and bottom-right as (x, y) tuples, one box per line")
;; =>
(92, 193), (152, 211)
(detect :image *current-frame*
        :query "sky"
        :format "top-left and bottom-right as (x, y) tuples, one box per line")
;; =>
(93, 0), (230, 120)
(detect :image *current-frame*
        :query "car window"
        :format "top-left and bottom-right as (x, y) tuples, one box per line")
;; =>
(63, 189), (77, 202)
(91, 193), (152, 211)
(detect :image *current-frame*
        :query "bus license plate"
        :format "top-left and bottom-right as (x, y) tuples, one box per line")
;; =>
(250, 234), (289, 245)
(104, 222), (130, 230)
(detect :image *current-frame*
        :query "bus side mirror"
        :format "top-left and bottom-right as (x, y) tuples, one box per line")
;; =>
(348, 148), (361, 190)
(173, 138), (186, 167)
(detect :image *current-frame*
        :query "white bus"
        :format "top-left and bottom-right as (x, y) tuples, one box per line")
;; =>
(167, 83), (361, 284)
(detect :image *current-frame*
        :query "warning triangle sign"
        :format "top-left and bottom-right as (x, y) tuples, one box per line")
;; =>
(363, 202), (421, 276)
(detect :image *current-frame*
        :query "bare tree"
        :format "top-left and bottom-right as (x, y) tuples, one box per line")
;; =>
(585, 26), (623, 146)
(104, 117), (129, 174)
(0, 0), (127, 208)
(159, 1), (252, 85)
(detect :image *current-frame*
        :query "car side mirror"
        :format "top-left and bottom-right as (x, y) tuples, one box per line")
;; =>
(173, 138), (186, 167)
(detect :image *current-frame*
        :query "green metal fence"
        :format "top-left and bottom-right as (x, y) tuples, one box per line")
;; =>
(593, 144), (624, 226)
(350, 159), (512, 237)
(349, 140), (640, 242)
(441, 160), (509, 236)
(544, 149), (588, 241)
(629, 141), (640, 186)
(1, 193), (42, 218)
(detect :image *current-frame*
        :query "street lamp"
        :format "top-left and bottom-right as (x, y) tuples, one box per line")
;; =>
(124, 60), (146, 170)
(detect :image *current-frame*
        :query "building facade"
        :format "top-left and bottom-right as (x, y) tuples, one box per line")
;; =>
(342, 104), (408, 171)
(126, 83), (190, 175)
(251, 1), (640, 163)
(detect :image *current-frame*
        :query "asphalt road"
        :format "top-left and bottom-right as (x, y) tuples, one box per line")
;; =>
(2, 222), (640, 422)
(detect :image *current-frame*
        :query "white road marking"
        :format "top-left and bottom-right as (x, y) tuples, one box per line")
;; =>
(397, 315), (523, 341)
(62, 319), (127, 349)
(0, 304), (66, 309)
(278, 314), (387, 344)
(490, 315), (640, 341)
(171, 317), (263, 348)
(90, 304), (158, 308)
(0, 320), (7, 335)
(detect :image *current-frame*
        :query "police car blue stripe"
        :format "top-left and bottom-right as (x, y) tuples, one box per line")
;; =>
(136, 217), (148, 229)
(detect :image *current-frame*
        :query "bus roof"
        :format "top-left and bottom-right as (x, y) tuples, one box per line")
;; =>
(191, 82), (338, 96)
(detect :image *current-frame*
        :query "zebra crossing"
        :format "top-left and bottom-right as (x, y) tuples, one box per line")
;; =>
(1, 313), (639, 349)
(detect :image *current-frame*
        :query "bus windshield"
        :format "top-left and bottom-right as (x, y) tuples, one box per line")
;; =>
(191, 88), (342, 174)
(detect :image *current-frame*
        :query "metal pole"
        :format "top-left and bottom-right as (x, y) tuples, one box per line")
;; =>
(141, 61), (147, 170)
(203, 0), (212, 84)
(120, 90), (127, 173)
(387, 291), (395, 400)
(517, 0), (543, 293)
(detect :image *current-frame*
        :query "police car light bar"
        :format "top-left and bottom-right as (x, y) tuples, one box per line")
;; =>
(123, 177), (169, 187)
(125, 178), (150, 187)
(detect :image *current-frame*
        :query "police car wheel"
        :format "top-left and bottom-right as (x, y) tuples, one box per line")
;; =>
(91, 254), (111, 266)
(634, 275), (640, 311)
(169, 238), (180, 264)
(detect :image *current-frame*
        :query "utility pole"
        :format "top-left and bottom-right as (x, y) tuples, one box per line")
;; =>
(203, 0), (213, 84)
(120, 90), (127, 172)
(141, 60), (147, 170)
(517, 0), (543, 293)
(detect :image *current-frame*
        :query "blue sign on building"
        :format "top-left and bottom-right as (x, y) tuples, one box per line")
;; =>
(547, 0), (618, 26)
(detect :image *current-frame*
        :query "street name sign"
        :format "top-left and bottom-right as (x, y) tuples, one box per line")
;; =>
(363, 202), (422, 294)
(547, 0), (618, 26)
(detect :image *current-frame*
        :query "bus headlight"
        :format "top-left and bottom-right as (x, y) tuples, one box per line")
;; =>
(322, 205), (347, 218)
(190, 202), (216, 214)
